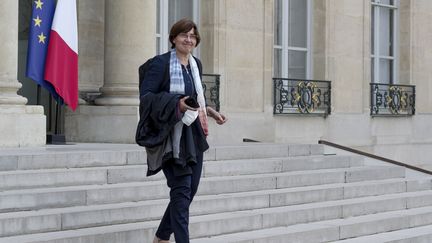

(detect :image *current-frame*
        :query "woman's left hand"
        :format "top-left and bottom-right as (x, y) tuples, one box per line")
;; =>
(207, 107), (227, 125)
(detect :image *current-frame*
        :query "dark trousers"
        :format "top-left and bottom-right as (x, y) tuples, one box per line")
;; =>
(156, 153), (203, 243)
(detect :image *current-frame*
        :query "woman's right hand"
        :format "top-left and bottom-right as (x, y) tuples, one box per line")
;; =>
(179, 96), (198, 113)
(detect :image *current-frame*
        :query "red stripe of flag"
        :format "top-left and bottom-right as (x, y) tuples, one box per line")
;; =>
(44, 30), (78, 110)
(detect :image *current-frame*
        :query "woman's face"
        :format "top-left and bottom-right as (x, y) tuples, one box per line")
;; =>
(173, 29), (197, 55)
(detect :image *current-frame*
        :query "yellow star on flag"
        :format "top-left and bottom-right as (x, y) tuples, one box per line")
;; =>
(38, 32), (46, 44)
(33, 16), (42, 27)
(35, 0), (43, 9)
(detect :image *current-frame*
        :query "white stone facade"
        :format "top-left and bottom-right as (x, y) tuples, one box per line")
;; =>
(3, 0), (432, 149)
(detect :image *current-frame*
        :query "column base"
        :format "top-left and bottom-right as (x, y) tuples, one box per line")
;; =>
(65, 105), (139, 143)
(0, 105), (46, 147)
(94, 97), (139, 106)
(65, 106), (276, 145)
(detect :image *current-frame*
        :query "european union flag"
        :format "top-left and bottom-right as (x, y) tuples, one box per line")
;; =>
(26, 0), (61, 101)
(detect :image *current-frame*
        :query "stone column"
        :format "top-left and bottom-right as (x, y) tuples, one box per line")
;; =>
(65, 0), (156, 143)
(95, 0), (155, 105)
(77, 0), (105, 104)
(0, 0), (45, 146)
(0, 0), (28, 106)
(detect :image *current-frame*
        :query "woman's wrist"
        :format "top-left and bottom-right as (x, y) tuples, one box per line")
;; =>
(206, 107), (215, 118)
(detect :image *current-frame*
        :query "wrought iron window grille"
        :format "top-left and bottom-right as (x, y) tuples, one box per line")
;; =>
(273, 78), (331, 117)
(202, 74), (220, 112)
(370, 83), (415, 116)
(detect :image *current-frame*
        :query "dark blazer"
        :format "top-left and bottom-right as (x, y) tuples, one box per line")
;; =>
(136, 92), (181, 148)
(137, 52), (208, 176)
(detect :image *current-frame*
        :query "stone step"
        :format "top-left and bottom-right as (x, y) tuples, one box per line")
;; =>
(0, 177), (420, 237)
(188, 196), (432, 239)
(0, 154), (360, 190)
(0, 220), (160, 243)
(0, 167), (110, 191)
(334, 224), (432, 243)
(0, 165), (405, 212)
(0, 165), (160, 191)
(313, 205), (432, 240)
(199, 165), (404, 197)
(111, 154), (363, 184)
(3, 192), (432, 242)
(191, 206), (432, 242)
(0, 143), (323, 171)
(190, 224), (340, 243)
(0, 146), (143, 171)
(207, 143), (324, 160)
(202, 154), (363, 177)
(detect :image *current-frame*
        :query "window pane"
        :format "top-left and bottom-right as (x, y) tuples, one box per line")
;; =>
(156, 37), (161, 54)
(371, 6), (375, 55)
(288, 0), (307, 48)
(274, 48), (282, 77)
(169, 0), (193, 28)
(288, 50), (306, 79)
(274, 0), (282, 45)
(379, 59), (393, 83)
(380, 0), (394, 5)
(156, 0), (161, 34)
(379, 7), (393, 56)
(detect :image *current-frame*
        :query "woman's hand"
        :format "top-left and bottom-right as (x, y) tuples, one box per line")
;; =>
(179, 96), (198, 113)
(207, 106), (227, 125)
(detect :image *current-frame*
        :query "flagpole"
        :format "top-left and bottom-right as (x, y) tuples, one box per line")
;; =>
(46, 95), (66, 144)
(48, 94), (52, 132)
(37, 85), (41, 105)
(54, 101), (60, 134)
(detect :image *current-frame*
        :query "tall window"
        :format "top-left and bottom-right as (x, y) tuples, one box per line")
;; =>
(371, 0), (399, 84)
(274, 0), (312, 79)
(156, 0), (200, 55)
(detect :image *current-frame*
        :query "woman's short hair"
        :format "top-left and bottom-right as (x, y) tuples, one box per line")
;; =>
(169, 18), (201, 49)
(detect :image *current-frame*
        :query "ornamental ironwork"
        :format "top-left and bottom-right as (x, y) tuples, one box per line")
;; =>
(370, 83), (415, 116)
(273, 78), (331, 116)
(202, 74), (220, 112)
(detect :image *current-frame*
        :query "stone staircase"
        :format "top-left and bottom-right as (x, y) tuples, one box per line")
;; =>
(0, 143), (431, 242)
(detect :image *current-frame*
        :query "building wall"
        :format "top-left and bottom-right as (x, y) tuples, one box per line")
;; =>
(412, 0), (432, 114)
(199, 0), (275, 144)
(408, 0), (432, 145)
(5, 0), (432, 148)
(63, 0), (432, 147)
(215, 0), (432, 148)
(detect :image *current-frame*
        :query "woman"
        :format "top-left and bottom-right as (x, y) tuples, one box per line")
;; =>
(140, 18), (226, 243)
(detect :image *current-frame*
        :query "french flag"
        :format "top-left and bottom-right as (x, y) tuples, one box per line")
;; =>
(44, 0), (78, 111)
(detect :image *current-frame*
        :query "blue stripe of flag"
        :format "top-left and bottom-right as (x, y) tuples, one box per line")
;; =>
(26, 0), (62, 101)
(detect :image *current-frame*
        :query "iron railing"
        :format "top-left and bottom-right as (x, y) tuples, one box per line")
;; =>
(273, 78), (331, 116)
(202, 74), (220, 112)
(370, 83), (415, 116)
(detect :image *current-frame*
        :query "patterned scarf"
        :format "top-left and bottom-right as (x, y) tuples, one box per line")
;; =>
(169, 49), (208, 137)
(169, 49), (185, 94)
